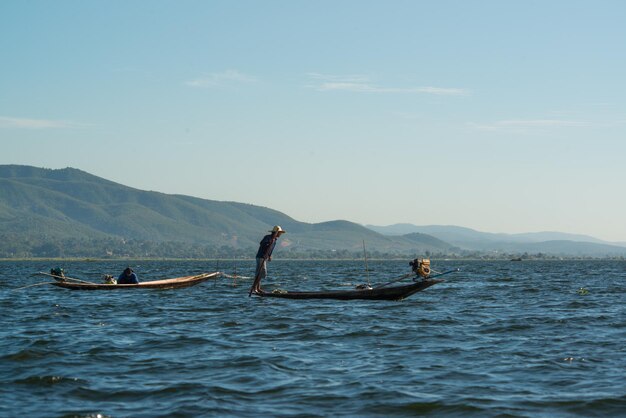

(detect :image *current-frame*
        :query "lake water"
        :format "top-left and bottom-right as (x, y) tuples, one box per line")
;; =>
(1, 259), (624, 417)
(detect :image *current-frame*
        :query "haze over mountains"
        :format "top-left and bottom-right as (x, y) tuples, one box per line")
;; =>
(366, 224), (626, 257)
(1, 165), (625, 258)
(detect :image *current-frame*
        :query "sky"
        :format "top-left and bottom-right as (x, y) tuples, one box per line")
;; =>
(2, 1), (626, 242)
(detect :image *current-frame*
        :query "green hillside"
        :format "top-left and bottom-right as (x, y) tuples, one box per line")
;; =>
(0, 165), (448, 258)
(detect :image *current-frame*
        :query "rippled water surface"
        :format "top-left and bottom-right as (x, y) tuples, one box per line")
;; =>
(1, 259), (624, 417)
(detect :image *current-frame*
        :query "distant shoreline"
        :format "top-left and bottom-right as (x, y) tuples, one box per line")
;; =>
(1, 257), (624, 262)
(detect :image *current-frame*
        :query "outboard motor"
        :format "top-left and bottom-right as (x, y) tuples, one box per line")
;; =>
(50, 267), (66, 280)
(409, 258), (431, 278)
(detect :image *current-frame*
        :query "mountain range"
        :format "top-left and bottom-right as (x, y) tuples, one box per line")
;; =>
(1, 165), (625, 258)
(366, 224), (626, 256)
(0, 165), (455, 257)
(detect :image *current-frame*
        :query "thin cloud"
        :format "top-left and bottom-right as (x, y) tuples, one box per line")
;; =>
(469, 119), (589, 132)
(186, 70), (257, 88)
(497, 119), (588, 127)
(307, 73), (469, 96)
(0, 116), (85, 129)
(416, 86), (469, 96)
(306, 72), (370, 83)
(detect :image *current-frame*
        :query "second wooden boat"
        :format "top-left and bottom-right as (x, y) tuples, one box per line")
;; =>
(51, 272), (220, 290)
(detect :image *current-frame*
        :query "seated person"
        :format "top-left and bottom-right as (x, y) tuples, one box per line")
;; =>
(118, 267), (139, 284)
(50, 267), (66, 279)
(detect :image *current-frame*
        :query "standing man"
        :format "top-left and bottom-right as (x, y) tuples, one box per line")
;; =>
(250, 225), (286, 295)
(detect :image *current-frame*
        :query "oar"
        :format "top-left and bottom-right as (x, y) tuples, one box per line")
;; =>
(249, 233), (279, 297)
(374, 273), (414, 289)
(12, 281), (57, 291)
(36, 272), (96, 285)
(429, 268), (461, 279)
(374, 268), (460, 289)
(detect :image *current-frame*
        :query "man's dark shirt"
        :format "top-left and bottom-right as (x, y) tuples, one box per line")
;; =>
(256, 234), (277, 259)
(118, 272), (139, 284)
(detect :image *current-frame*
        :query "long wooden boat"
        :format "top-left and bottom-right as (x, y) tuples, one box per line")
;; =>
(51, 272), (220, 290)
(253, 279), (444, 301)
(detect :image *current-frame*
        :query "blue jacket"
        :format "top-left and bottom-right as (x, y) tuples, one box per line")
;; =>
(256, 234), (277, 259)
(118, 272), (139, 284)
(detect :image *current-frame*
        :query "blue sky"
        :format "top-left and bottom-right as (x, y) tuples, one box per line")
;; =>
(2, 1), (625, 241)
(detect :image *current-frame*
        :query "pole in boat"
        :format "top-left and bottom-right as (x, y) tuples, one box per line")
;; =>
(37, 271), (95, 285)
(363, 240), (370, 287)
(13, 281), (57, 291)
(214, 260), (220, 288)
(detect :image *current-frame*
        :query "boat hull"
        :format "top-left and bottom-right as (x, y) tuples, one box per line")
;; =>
(254, 279), (443, 301)
(51, 272), (219, 290)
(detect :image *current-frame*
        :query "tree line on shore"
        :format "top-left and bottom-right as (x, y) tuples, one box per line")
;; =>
(1, 235), (623, 260)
